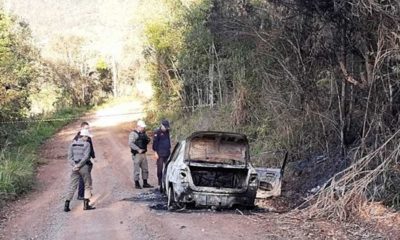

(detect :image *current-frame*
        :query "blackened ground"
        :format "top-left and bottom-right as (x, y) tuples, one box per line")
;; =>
(278, 155), (351, 209)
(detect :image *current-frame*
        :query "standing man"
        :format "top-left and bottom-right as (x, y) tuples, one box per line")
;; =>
(153, 119), (171, 193)
(73, 122), (95, 200)
(64, 129), (96, 212)
(128, 120), (153, 189)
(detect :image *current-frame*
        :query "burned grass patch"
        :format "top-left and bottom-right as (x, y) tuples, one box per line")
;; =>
(121, 189), (166, 203)
(121, 189), (169, 211)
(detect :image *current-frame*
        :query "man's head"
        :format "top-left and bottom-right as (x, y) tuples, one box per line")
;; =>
(136, 120), (146, 132)
(80, 128), (92, 141)
(81, 121), (90, 130)
(160, 119), (170, 131)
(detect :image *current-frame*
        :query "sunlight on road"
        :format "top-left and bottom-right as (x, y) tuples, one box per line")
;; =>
(92, 100), (146, 128)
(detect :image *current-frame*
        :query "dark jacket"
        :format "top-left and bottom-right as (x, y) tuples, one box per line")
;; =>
(73, 131), (95, 159)
(152, 128), (171, 157)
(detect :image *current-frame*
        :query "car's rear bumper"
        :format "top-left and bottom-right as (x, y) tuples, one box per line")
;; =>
(179, 189), (257, 208)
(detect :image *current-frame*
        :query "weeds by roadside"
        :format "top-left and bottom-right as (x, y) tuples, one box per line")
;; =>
(0, 107), (88, 205)
(0, 148), (35, 202)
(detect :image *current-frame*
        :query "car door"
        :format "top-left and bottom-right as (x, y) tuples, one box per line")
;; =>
(162, 142), (181, 191)
(256, 151), (288, 198)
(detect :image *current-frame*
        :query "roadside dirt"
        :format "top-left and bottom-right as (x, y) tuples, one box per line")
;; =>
(0, 101), (394, 240)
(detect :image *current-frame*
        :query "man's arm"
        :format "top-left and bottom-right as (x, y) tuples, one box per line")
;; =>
(67, 144), (75, 166)
(88, 137), (95, 158)
(128, 131), (140, 151)
(76, 142), (91, 168)
(167, 131), (171, 149)
(145, 133), (150, 144)
(152, 131), (159, 152)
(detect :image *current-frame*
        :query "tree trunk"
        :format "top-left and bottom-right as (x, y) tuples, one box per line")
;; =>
(209, 61), (215, 108)
(212, 42), (224, 105)
(112, 55), (118, 98)
(197, 86), (202, 106)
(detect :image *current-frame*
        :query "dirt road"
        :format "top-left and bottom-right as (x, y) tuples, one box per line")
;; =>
(0, 101), (388, 240)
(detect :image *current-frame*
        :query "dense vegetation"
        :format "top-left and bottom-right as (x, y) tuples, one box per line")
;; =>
(141, 0), (400, 217)
(0, 12), (38, 121)
(0, 11), (109, 203)
(0, 1), (149, 204)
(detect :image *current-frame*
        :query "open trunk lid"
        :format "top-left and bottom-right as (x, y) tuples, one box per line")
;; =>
(185, 131), (249, 165)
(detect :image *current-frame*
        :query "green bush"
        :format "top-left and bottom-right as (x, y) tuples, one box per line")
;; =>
(0, 148), (34, 200)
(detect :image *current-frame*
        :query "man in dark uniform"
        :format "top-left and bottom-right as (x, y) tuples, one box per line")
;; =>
(73, 122), (95, 200)
(128, 120), (153, 189)
(64, 129), (96, 212)
(152, 119), (171, 193)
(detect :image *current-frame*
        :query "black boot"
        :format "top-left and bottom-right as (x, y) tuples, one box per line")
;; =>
(143, 180), (153, 188)
(135, 180), (142, 189)
(64, 200), (71, 212)
(83, 199), (95, 210)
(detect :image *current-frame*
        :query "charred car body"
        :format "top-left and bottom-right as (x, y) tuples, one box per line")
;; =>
(163, 131), (259, 209)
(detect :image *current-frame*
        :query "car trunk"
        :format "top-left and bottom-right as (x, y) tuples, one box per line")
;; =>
(189, 165), (249, 189)
(185, 132), (250, 190)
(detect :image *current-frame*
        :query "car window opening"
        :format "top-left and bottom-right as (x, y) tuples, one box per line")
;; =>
(190, 166), (249, 189)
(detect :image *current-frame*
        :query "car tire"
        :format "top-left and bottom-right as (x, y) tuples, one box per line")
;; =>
(167, 185), (175, 211)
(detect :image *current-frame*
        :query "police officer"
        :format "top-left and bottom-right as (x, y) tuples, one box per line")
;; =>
(73, 122), (95, 200)
(128, 120), (153, 189)
(64, 129), (96, 212)
(152, 119), (171, 192)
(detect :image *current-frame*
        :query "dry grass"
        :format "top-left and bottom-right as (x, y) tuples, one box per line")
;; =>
(303, 129), (400, 220)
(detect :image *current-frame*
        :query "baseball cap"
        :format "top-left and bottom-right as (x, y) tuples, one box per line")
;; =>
(161, 119), (170, 128)
(137, 120), (146, 128)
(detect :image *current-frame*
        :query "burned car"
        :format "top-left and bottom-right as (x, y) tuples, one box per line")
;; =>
(163, 131), (259, 209)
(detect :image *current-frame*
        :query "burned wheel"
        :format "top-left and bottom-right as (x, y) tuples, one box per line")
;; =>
(167, 185), (175, 210)
(167, 185), (185, 211)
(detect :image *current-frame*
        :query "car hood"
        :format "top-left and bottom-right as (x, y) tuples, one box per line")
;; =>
(184, 131), (249, 165)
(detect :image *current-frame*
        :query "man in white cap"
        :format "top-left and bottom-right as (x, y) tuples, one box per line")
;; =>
(64, 128), (95, 212)
(73, 121), (96, 200)
(128, 120), (153, 189)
